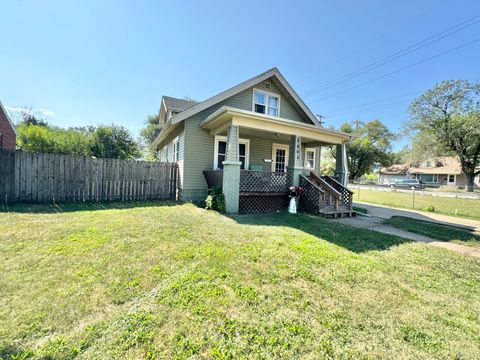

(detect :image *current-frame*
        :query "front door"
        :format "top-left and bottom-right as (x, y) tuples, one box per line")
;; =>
(272, 144), (289, 172)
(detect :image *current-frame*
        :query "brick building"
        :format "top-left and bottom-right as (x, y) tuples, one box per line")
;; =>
(0, 100), (17, 150)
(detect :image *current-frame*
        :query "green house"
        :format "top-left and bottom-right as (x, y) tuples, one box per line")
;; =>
(153, 68), (354, 216)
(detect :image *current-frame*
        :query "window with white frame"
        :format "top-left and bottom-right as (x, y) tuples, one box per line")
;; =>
(173, 137), (180, 162)
(214, 136), (249, 170)
(253, 89), (280, 117)
(304, 148), (316, 169)
(163, 145), (168, 162)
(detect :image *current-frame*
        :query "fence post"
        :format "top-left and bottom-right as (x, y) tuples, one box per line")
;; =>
(412, 187), (416, 209)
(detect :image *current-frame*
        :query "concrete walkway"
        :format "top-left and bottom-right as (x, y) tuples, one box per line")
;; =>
(336, 204), (480, 258)
(354, 201), (480, 231)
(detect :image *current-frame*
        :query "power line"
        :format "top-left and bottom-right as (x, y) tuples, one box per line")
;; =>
(309, 37), (480, 104)
(325, 97), (414, 117)
(302, 14), (480, 98)
(292, 4), (448, 86)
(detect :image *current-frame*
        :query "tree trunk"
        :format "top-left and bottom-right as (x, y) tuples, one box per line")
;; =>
(466, 173), (475, 192)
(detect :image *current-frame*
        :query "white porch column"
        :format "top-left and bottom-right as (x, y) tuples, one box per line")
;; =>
(288, 135), (303, 186)
(222, 125), (242, 213)
(335, 143), (348, 186)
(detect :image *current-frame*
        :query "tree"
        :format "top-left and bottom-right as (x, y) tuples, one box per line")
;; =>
(90, 125), (140, 159)
(16, 123), (93, 156)
(408, 80), (480, 192)
(139, 113), (162, 159)
(335, 120), (396, 180)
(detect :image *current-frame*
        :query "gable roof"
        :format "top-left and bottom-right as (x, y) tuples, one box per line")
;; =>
(162, 96), (198, 112)
(0, 100), (18, 136)
(169, 67), (322, 127)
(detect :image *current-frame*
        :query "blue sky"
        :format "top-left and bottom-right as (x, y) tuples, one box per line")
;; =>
(1, 0), (479, 149)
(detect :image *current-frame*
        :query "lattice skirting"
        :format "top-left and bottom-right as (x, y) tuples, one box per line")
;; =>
(239, 194), (289, 214)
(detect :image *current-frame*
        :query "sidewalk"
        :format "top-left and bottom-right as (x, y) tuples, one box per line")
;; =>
(354, 201), (480, 231)
(336, 215), (480, 258)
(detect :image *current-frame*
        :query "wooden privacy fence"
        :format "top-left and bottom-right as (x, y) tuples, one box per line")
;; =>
(0, 150), (178, 204)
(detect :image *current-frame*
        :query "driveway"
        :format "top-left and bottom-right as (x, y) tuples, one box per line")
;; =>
(336, 202), (480, 258)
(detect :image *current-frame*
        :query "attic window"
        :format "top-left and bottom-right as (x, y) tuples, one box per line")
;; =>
(265, 82), (272, 90)
(253, 89), (280, 117)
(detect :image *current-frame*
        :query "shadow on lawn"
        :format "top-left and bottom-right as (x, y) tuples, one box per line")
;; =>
(0, 345), (32, 360)
(0, 200), (178, 214)
(231, 211), (412, 253)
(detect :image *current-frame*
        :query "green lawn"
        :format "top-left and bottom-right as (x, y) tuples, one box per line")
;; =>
(354, 189), (480, 220)
(385, 216), (480, 248)
(1, 202), (480, 359)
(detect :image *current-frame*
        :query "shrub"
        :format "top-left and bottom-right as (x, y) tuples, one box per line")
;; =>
(425, 205), (435, 212)
(205, 188), (226, 212)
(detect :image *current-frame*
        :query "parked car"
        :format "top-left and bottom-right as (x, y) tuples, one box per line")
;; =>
(390, 179), (425, 190)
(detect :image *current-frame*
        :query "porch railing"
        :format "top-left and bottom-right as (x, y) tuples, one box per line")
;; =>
(203, 170), (291, 194)
(240, 170), (291, 194)
(320, 174), (353, 210)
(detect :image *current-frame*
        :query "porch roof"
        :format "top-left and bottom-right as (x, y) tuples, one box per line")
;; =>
(200, 106), (353, 145)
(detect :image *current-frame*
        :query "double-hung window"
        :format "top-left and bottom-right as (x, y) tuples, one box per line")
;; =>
(253, 89), (280, 117)
(304, 148), (316, 170)
(173, 137), (180, 162)
(214, 136), (249, 170)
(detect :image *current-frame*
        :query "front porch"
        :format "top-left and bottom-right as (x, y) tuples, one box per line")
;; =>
(200, 107), (354, 215)
(204, 169), (354, 216)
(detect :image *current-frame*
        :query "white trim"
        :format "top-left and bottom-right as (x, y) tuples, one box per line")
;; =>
(152, 67), (353, 148)
(0, 100), (18, 136)
(252, 87), (281, 118)
(213, 135), (250, 170)
(271, 143), (289, 172)
(304, 148), (316, 170)
(173, 136), (180, 162)
(169, 68), (321, 126)
(201, 106), (353, 141)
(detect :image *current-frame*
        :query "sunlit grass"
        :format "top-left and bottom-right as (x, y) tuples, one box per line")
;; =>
(1, 202), (479, 359)
(385, 216), (480, 248)
(354, 189), (480, 219)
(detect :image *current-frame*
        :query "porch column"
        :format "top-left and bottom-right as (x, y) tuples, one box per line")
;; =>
(222, 125), (242, 213)
(288, 135), (303, 186)
(335, 143), (348, 186)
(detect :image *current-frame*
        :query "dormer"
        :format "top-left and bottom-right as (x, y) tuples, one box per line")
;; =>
(159, 96), (198, 125)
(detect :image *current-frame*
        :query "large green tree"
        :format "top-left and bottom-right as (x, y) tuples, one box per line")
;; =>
(408, 80), (480, 192)
(91, 125), (140, 159)
(336, 120), (396, 180)
(139, 113), (162, 159)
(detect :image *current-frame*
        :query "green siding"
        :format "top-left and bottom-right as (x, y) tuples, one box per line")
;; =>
(179, 77), (314, 200)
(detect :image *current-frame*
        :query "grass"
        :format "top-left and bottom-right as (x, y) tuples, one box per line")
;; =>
(353, 206), (368, 214)
(354, 189), (480, 220)
(1, 202), (480, 359)
(385, 216), (480, 248)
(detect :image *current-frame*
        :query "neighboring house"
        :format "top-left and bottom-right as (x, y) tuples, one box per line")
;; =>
(379, 164), (409, 185)
(380, 157), (480, 188)
(153, 67), (354, 215)
(0, 100), (17, 150)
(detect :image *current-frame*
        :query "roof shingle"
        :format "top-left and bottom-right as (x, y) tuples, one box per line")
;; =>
(163, 96), (198, 112)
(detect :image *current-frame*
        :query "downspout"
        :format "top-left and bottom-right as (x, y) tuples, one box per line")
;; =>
(342, 140), (349, 187)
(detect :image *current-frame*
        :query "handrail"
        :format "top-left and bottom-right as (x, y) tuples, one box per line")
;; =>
(299, 175), (325, 193)
(309, 172), (341, 199)
(321, 175), (354, 194)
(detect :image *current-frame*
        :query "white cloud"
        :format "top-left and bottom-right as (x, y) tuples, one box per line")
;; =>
(6, 106), (54, 118)
(36, 108), (55, 117)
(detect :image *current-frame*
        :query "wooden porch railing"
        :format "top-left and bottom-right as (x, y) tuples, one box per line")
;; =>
(298, 175), (324, 214)
(240, 170), (291, 194)
(309, 172), (341, 211)
(320, 174), (353, 210)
